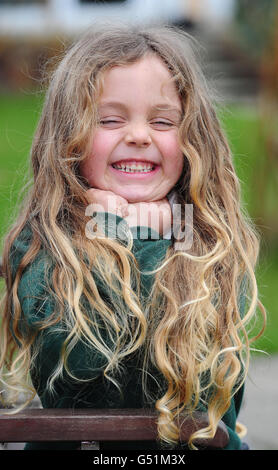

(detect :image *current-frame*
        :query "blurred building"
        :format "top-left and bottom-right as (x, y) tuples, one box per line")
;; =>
(0, 0), (261, 103)
(0, 0), (237, 37)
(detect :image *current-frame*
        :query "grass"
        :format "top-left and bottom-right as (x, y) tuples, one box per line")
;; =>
(0, 93), (277, 354)
(220, 103), (278, 355)
(0, 92), (44, 242)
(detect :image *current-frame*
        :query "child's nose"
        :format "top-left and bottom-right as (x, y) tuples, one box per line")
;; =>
(124, 122), (152, 147)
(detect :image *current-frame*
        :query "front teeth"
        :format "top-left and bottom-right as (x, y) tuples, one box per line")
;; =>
(112, 163), (155, 172)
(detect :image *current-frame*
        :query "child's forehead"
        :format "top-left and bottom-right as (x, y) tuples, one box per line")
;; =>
(102, 54), (172, 80)
(96, 55), (182, 109)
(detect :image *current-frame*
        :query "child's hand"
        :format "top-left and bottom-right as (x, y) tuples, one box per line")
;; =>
(85, 188), (129, 217)
(85, 189), (172, 236)
(125, 199), (173, 236)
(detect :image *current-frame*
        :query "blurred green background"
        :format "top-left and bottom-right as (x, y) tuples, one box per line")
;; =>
(0, 0), (277, 354)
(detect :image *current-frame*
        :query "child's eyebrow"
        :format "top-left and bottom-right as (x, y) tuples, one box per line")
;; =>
(99, 101), (182, 116)
(151, 104), (182, 116)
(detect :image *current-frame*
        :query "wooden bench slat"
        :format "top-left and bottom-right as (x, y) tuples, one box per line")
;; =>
(0, 408), (229, 448)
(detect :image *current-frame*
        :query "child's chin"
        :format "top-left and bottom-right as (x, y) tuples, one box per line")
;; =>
(123, 194), (152, 204)
(113, 189), (145, 203)
(112, 186), (167, 203)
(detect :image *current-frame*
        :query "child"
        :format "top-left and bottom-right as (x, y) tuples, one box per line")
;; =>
(0, 23), (265, 450)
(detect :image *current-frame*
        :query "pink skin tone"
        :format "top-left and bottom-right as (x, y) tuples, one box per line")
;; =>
(81, 55), (184, 233)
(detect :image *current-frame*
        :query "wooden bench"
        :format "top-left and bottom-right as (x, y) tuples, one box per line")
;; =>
(0, 260), (229, 450)
(0, 408), (229, 449)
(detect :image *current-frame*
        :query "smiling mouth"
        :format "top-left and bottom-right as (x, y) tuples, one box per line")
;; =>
(111, 161), (156, 173)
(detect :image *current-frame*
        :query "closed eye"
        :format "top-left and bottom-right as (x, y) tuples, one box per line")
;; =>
(151, 120), (175, 129)
(99, 119), (125, 128)
(153, 121), (173, 125)
(100, 119), (122, 124)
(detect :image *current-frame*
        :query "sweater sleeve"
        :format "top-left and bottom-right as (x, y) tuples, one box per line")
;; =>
(9, 225), (57, 333)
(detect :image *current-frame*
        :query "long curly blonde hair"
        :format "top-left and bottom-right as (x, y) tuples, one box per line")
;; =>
(0, 23), (265, 448)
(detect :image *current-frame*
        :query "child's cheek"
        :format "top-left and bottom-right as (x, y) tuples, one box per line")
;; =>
(80, 130), (112, 185)
(160, 134), (183, 166)
(89, 129), (114, 160)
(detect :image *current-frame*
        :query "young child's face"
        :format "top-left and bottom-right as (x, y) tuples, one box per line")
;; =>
(81, 55), (184, 203)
